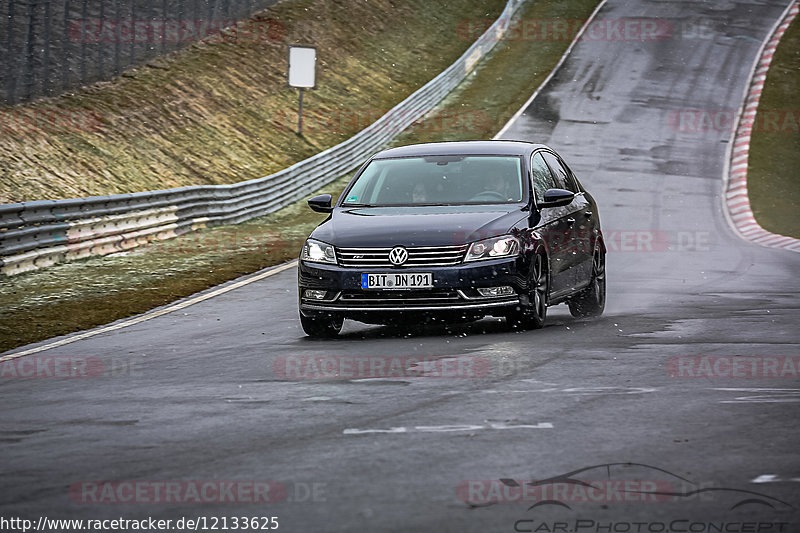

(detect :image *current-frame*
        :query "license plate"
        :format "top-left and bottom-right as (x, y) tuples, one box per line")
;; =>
(361, 273), (433, 289)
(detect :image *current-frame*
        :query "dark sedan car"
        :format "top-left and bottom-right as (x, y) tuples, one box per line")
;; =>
(297, 140), (605, 337)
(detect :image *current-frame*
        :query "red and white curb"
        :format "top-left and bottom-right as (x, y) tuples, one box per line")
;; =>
(723, 1), (800, 252)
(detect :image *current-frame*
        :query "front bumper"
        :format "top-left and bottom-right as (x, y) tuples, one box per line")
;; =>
(298, 256), (529, 318)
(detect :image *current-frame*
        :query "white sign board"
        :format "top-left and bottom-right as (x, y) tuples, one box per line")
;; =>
(288, 45), (316, 88)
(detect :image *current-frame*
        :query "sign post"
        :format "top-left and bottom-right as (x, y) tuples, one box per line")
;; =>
(287, 45), (317, 135)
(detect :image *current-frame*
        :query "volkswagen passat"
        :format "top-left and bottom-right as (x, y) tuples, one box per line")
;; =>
(298, 140), (605, 337)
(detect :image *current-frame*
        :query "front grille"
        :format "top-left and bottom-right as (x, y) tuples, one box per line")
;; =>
(339, 289), (462, 307)
(341, 289), (461, 303)
(337, 245), (467, 268)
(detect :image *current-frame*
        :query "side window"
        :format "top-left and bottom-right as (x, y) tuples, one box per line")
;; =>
(560, 158), (582, 192)
(530, 152), (557, 204)
(541, 152), (578, 193)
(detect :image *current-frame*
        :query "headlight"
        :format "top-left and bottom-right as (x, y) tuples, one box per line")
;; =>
(301, 239), (337, 264)
(465, 235), (519, 262)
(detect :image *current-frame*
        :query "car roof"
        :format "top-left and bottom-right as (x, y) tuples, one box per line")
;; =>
(371, 140), (550, 159)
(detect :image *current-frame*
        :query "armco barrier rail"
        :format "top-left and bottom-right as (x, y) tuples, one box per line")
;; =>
(0, 0), (525, 276)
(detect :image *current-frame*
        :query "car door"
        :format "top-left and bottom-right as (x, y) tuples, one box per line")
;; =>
(558, 156), (596, 286)
(530, 151), (573, 295)
(540, 151), (592, 292)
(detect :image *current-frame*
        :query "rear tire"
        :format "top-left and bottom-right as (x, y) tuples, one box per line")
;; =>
(506, 253), (548, 330)
(300, 313), (344, 338)
(569, 249), (606, 318)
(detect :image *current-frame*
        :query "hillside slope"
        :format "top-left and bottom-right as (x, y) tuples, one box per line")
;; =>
(0, 0), (505, 204)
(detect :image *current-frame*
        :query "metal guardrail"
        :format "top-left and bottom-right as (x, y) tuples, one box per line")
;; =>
(0, 0), (525, 276)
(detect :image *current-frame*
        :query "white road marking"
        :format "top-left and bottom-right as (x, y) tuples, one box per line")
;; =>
(752, 475), (779, 483)
(713, 388), (800, 404)
(344, 427), (408, 434)
(482, 386), (657, 395)
(751, 474), (800, 483)
(343, 422), (553, 435)
(519, 379), (559, 385)
(0, 260), (298, 362)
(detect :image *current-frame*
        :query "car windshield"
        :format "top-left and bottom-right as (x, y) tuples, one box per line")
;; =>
(341, 155), (524, 206)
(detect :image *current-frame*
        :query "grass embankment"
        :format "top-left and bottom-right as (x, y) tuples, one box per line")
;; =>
(747, 15), (800, 238)
(0, 0), (601, 352)
(0, 0), (506, 203)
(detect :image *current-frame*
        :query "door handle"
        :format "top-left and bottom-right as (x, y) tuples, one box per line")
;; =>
(566, 217), (576, 226)
(584, 211), (593, 218)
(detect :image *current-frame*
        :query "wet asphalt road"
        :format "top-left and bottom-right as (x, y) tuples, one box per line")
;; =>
(1, 0), (799, 531)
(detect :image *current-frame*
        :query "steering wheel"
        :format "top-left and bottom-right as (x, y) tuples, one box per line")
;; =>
(470, 190), (507, 202)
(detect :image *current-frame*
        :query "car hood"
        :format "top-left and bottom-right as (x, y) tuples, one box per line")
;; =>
(309, 205), (527, 247)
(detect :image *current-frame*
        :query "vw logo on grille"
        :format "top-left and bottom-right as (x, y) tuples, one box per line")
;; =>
(388, 246), (409, 266)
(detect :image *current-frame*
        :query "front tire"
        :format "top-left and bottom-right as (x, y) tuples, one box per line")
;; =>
(506, 253), (548, 330)
(300, 313), (344, 338)
(568, 249), (606, 318)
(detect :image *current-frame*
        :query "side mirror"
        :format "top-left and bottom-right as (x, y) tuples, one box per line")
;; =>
(308, 194), (333, 213)
(538, 188), (574, 208)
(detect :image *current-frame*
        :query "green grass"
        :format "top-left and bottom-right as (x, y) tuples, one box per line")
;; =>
(747, 15), (800, 239)
(0, 0), (601, 352)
